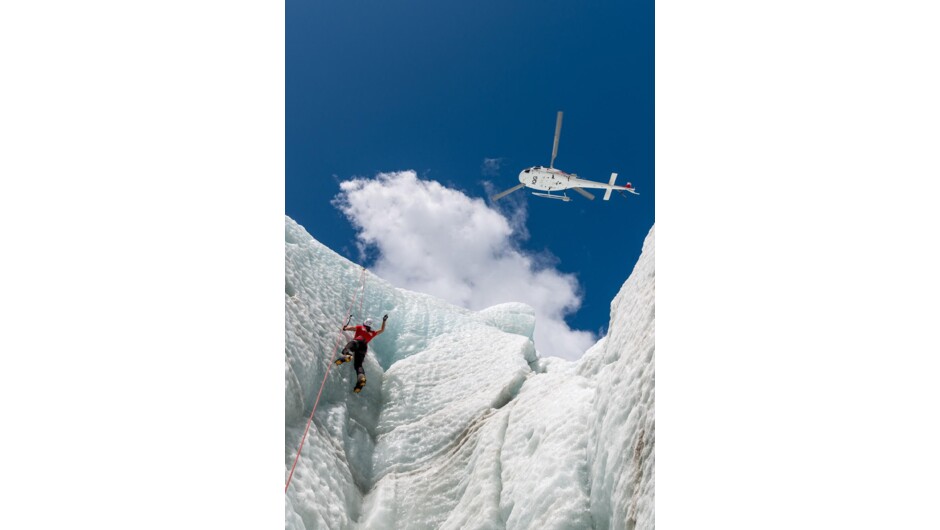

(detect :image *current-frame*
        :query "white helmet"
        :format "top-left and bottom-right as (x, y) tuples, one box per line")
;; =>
(363, 318), (374, 328)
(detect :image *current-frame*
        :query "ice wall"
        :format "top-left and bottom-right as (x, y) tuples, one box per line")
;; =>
(579, 226), (655, 530)
(285, 216), (654, 529)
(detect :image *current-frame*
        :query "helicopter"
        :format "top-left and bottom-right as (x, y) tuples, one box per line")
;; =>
(491, 111), (639, 202)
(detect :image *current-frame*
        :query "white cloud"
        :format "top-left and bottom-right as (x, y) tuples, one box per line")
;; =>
(333, 170), (596, 360)
(481, 157), (503, 177)
(482, 179), (530, 241)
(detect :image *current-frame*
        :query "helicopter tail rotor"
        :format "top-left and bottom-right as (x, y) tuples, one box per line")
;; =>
(617, 182), (640, 198)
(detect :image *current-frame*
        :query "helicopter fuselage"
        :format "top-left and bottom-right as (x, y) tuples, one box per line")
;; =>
(518, 166), (575, 191)
(518, 166), (631, 193)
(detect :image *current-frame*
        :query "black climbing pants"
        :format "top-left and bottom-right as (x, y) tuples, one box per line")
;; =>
(343, 339), (368, 377)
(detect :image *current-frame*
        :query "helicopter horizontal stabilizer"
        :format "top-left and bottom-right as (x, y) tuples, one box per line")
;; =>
(603, 173), (618, 201)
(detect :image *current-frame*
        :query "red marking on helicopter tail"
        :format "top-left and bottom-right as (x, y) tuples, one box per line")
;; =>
(626, 182), (633, 188)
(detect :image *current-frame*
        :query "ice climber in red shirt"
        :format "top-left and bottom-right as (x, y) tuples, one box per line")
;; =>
(336, 314), (387, 393)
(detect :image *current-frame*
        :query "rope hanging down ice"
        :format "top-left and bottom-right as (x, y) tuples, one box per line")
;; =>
(285, 266), (368, 493)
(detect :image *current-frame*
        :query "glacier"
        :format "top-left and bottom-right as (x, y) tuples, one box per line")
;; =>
(285, 216), (654, 529)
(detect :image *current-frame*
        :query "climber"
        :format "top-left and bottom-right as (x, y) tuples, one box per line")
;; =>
(336, 314), (387, 393)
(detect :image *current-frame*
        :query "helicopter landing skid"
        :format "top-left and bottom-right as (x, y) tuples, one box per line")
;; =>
(531, 191), (571, 202)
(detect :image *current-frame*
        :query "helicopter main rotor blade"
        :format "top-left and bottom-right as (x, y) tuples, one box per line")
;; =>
(571, 187), (595, 200)
(550, 111), (563, 168)
(491, 183), (525, 201)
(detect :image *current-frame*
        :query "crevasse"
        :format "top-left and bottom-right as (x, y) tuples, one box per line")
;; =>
(285, 216), (655, 530)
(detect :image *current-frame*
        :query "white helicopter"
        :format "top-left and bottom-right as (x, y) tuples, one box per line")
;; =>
(491, 111), (639, 202)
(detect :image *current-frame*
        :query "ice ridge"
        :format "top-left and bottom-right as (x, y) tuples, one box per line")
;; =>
(285, 216), (654, 529)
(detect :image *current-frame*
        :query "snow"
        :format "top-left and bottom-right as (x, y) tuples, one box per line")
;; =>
(285, 216), (655, 529)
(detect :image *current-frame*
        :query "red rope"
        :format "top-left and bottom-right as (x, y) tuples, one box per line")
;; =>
(285, 266), (367, 493)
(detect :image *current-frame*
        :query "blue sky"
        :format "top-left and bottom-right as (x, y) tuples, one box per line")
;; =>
(287, 0), (654, 357)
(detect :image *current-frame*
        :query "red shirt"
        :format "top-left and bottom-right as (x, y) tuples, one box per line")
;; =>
(353, 325), (379, 344)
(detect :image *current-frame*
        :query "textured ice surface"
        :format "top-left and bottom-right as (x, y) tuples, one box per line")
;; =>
(579, 226), (656, 530)
(285, 217), (654, 529)
(499, 371), (595, 529)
